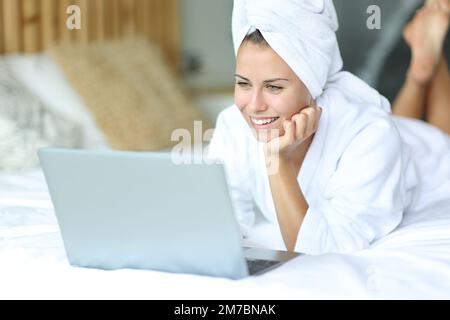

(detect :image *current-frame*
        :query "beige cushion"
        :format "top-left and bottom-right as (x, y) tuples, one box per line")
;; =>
(48, 38), (210, 151)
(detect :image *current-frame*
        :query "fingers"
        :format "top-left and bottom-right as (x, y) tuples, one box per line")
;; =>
(281, 120), (296, 147)
(307, 106), (322, 134)
(266, 120), (295, 155)
(300, 107), (316, 137)
(292, 106), (322, 141)
(271, 105), (322, 155)
(291, 113), (307, 140)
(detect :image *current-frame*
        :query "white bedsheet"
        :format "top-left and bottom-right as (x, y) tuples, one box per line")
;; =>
(1, 170), (449, 299)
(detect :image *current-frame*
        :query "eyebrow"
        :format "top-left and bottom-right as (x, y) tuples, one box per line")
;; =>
(234, 74), (289, 84)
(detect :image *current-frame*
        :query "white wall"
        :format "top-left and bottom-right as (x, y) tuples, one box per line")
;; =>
(181, 0), (235, 90)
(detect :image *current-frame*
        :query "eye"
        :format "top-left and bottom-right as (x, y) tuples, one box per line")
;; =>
(236, 81), (251, 89)
(266, 85), (282, 93)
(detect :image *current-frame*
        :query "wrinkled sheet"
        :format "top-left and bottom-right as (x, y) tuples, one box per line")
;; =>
(1, 170), (449, 299)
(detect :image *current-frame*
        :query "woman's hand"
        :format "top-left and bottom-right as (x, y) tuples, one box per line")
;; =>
(264, 105), (322, 163)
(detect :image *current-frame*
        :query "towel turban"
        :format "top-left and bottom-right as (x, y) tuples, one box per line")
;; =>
(232, 0), (390, 112)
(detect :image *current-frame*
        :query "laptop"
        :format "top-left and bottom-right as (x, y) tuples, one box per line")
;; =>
(38, 148), (299, 279)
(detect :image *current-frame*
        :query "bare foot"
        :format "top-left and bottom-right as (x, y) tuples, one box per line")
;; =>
(403, 0), (449, 84)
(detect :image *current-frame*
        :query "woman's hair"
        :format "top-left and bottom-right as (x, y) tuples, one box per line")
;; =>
(243, 29), (269, 47)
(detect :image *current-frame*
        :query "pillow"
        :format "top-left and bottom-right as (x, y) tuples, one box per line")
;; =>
(48, 37), (211, 151)
(4, 54), (108, 149)
(0, 61), (82, 172)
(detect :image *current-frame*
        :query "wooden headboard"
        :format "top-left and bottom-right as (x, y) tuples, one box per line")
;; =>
(0, 0), (180, 68)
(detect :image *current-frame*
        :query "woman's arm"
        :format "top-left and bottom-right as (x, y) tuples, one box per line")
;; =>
(267, 150), (309, 251)
(264, 106), (321, 251)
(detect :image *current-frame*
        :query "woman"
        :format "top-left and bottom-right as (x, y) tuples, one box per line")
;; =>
(208, 0), (450, 254)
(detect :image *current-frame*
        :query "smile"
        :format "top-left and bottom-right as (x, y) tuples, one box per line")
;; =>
(250, 117), (280, 126)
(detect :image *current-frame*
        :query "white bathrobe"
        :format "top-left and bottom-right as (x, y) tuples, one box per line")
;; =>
(215, 0), (450, 254)
(207, 88), (450, 255)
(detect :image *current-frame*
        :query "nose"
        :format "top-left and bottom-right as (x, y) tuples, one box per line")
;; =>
(248, 88), (268, 113)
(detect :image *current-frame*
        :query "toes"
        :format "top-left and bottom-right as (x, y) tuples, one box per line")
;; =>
(437, 0), (450, 13)
(426, 0), (440, 9)
(427, 0), (450, 13)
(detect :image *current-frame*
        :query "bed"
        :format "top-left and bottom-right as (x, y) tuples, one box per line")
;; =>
(1, 0), (450, 300)
(1, 169), (450, 299)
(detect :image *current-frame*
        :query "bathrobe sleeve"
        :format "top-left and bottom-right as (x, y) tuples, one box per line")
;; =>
(207, 108), (256, 236)
(295, 120), (406, 254)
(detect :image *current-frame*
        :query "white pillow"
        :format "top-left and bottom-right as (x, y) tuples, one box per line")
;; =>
(0, 61), (82, 171)
(3, 54), (108, 149)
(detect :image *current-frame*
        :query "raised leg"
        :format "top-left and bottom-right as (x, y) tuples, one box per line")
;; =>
(392, 74), (428, 120)
(392, 0), (449, 126)
(426, 56), (450, 134)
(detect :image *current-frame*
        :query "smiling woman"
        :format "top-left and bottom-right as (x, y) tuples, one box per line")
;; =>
(231, 27), (325, 251)
(207, 0), (450, 254)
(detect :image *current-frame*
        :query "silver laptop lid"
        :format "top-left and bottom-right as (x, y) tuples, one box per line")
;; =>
(39, 148), (248, 279)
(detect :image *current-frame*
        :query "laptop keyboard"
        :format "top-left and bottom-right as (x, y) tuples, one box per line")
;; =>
(246, 259), (280, 275)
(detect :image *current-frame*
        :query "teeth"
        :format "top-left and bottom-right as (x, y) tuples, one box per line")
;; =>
(251, 117), (279, 125)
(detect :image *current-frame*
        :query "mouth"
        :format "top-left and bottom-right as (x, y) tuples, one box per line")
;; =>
(249, 116), (280, 128)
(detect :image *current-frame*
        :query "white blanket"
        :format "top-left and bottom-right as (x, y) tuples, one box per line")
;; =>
(1, 170), (449, 299)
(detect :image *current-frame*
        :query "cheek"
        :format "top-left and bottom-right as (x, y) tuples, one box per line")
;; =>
(234, 90), (247, 111)
(270, 96), (302, 118)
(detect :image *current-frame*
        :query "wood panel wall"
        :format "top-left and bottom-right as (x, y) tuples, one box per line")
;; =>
(0, 0), (180, 68)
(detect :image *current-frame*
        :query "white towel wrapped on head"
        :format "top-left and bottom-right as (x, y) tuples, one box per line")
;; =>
(232, 0), (390, 112)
